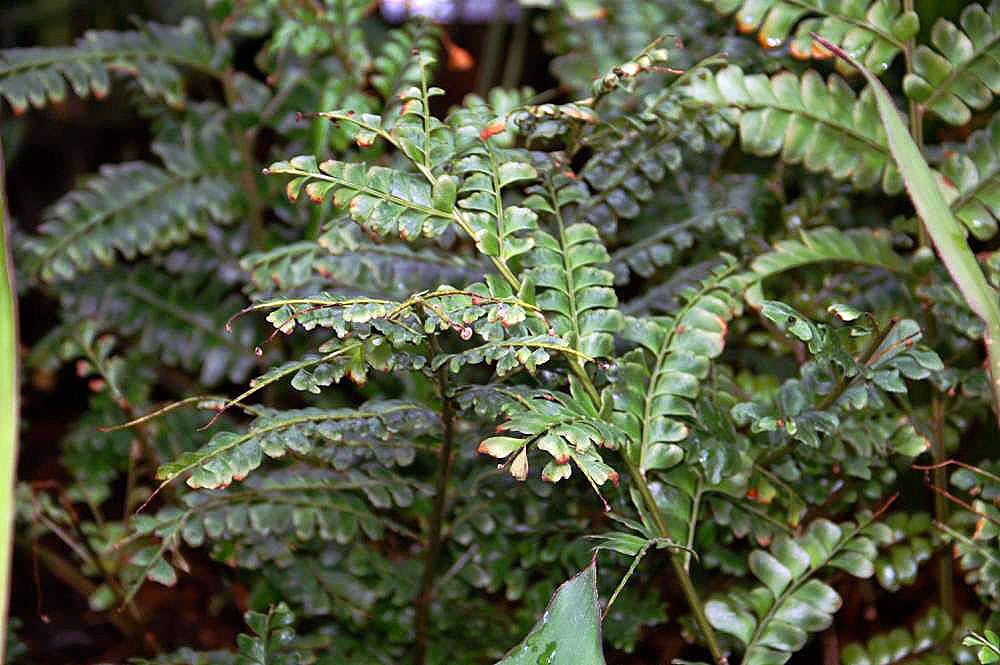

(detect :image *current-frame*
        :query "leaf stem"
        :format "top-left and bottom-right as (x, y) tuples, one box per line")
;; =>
(622, 455), (728, 665)
(413, 337), (457, 665)
(930, 395), (955, 616)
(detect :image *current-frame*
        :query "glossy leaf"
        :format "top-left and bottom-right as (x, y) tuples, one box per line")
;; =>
(494, 560), (606, 665)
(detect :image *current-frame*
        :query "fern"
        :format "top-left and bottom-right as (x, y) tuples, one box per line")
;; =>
(748, 225), (908, 305)
(874, 512), (934, 591)
(903, 2), (1000, 126)
(156, 401), (435, 489)
(58, 262), (258, 386)
(370, 22), (440, 119)
(474, 386), (627, 485)
(270, 156), (452, 241)
(706, 517), (887, 665)
(526, 169), (624, 359)
(612, 261), (747, 476)
(937, 111), (1000, 241)
(706, 0), (918, 74)
(686, 65), (901, 192)
(840, 606), (977, 665)
(15, 4), (1000, 665)
(242, 223), (483, 298)
(23, 107), (242, 282)
(0, 17), (220, 113)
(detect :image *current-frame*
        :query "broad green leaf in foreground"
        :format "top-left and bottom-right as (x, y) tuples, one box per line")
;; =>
(494, 559), (606, 665)
(812, 34), (1000, 426)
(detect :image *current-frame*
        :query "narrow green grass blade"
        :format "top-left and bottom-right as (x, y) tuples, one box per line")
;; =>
(0, 140), (18, 655)
(813, 34), (1000, 425)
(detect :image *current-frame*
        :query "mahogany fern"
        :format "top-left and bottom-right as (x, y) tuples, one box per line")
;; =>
(7, 2), (1000, 665)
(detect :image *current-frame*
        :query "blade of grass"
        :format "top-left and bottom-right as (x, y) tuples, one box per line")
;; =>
(0, 139), (19, 654)
(813, 34), (1000, 426)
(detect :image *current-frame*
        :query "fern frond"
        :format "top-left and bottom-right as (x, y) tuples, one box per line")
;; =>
(938, 111), (1000, 241)
(125, 471), (416, 597)
(840, 606), (966, 665)
(475, 387), (627, 485)
(156, 401), (436, 489)
(582, 130), (682, 235)
(24, 109), (242, 282)
(610, 207), (746, 285)
(0, 17), (220, 113)
(453, 142), (539, 271)
(242, 223), (484, 299)
(942, 461), (1000, 607)
(268, 156), (452, 241)
(707, 0), (917, 75)
(234, 603), (302, 665)
(686, 65), (900, 192)
(612, 260), (746, 475)
(903, 2), (1000, 126)
(371, 22), (441, 121)
(526, 170), (624, 359)
(59, 263), (257, 386)
(706, 517), (887, 665)
(748, 226), (907, 304)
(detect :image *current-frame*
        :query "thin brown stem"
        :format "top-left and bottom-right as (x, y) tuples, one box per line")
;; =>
(930, 396), (955, 615)
(211, 21), (265, 250)
(413, 339), (457, 665)
(20, 538), (159, 652)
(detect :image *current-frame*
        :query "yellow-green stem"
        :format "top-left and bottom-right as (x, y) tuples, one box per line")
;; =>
(622, 456), (727, 665)
(0, 138), (18, 657)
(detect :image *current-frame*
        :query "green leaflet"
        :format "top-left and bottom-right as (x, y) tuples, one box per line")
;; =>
(0, 17), (221, 113)
(815, 34), (1000, 424)
(903, 2), (1000, 126)
(707, 0), (916, 75)
(494, 560), (606, 665)
(965, 630), (1000, 665)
